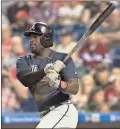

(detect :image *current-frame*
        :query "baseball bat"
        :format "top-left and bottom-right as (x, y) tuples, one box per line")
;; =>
(63, 3), (116, 63)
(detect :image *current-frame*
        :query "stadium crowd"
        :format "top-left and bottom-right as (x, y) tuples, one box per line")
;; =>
(2, 1), (120, 113)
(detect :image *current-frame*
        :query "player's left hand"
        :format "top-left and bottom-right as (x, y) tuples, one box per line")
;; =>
(53, 60), (65, 73)
(46, 70), (61, 89)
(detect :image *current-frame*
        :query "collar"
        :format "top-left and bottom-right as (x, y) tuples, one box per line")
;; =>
(32, 49), (53, 60)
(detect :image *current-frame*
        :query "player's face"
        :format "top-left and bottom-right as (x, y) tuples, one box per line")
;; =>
(29, 35), (44, 54)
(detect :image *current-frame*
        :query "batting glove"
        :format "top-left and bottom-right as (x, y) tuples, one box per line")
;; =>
(44, 63), (54, 74)
(53, 60), (65, 73)
(44, 60), (65, 74)
(46, 70), (61, 89)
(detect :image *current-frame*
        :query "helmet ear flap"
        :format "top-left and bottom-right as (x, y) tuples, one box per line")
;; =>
(40, 35), (53, 48)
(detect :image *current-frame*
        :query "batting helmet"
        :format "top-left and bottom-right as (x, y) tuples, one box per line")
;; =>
(24, 22), (53, 48)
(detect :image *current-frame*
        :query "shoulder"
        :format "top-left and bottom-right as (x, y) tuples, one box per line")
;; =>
(51, 49), (67, 60)
(17, 56), (25, 63)
(51, 50), (75, 64)
(51, 49), (67, 56)
(16, 54), (33, 64)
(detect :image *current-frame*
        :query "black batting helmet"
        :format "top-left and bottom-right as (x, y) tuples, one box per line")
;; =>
(24, 22), (53, 48)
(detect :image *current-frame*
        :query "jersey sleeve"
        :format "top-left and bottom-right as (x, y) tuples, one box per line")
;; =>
(60, 57), (78, 80)
(16, 56), (31, 75)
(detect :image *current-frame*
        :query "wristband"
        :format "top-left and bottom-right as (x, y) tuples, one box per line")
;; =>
(59, 80), (67, 91)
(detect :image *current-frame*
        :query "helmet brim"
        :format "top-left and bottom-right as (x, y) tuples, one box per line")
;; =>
(23, 31), (42, 37)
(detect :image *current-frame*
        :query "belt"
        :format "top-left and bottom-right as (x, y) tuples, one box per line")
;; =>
(62, 100), (71, 104)
(40, 103), (62, 118)
(40, 100), (71, 117)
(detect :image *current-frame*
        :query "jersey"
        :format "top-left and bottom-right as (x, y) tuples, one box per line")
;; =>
(16, 50), (78, 111)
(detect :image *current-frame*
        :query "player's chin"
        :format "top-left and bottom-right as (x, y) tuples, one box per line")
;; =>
(30, 48), (36, 53)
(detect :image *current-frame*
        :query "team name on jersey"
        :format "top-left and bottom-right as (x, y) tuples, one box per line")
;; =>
(30, 64), (38, 72)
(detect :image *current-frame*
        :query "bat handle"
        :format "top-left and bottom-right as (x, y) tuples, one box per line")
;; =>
(63, 54), (69, 63)
(63, 57), (69, 63)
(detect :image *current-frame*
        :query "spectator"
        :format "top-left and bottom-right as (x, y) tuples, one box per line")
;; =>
(52, 1), (62, 8)
(81, 1), (109, 25)
(94, 63), (111, 88)
(104, 69), (120, 110)
(3, 36), (26, 68)
(79, 32), (111, 70)
(71, 74), (96, 111)
(58, 2), (84, 25)
(70, 1), (85, 24)
(1, 1), (16, 15)
(88, 88), (105, 111)
(99, 9), (120, 67)
(55, 31), (76, 59)
(81, 1), (101, 25)
(111, 48), (120, 67)
(112, 67), (120, 78)
(99, 9), (120, 44)
(2, 13), (10, 26)
(2, 69), (29, 112)
(2, 25), (13, 60)
(97, 103), (111, 112)
(81, 74), (96, 96)
(29, 1), (58, 24)
(6, 1), (30, 24)
(58, 2), (72, 25)
(11, 10), (33, 34)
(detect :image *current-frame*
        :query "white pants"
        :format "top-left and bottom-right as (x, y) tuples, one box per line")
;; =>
(36, 101), (78, 128)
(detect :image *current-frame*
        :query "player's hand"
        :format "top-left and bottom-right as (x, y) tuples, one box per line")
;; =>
(44, 60), (65, 74)
(46, 70), (61, 89)
(53, 60), (65, 73)
(44, 63), (54, 74)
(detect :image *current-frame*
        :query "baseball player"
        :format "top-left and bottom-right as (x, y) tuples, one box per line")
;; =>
(16, 22), (79, 128)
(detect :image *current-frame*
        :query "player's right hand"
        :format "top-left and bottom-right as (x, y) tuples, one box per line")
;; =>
(46, 70), (61, 89)
(44, 63), (61, 89)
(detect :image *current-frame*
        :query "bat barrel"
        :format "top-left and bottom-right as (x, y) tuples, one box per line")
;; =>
(88, 3), (116, 36)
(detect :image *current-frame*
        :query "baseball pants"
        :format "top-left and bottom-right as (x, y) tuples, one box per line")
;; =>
(36, 100), (78, 128)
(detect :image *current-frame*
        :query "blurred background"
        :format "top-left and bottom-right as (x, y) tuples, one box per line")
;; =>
(1, 1), (120, 128)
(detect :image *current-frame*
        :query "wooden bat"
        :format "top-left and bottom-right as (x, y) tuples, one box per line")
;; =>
(63, 3), (116, 63)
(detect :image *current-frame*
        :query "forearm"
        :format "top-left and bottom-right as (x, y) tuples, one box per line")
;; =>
(62, 79), (79, 95)
(17, 69), (46, 86)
